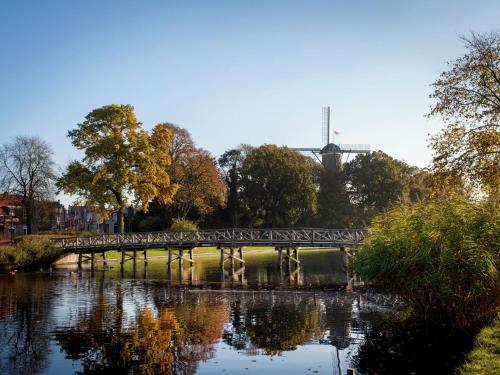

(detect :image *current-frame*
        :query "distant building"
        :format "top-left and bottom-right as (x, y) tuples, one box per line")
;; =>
(0, 192), (26, 238)
(65, 206), (118, 234)
(36, 201), (67, 232)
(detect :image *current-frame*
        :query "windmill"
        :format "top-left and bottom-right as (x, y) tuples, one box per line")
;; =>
(291, 106), (370, 171)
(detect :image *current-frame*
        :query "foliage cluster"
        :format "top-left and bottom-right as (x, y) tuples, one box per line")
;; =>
(428, 31), (499, 195)
(169, 218), (198, 232)
(0, 236), (62, 271)
(352, 195), (499, 327)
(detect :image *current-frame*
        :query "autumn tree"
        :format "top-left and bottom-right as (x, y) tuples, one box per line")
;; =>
(428, 31), (500, 195)
(58, 105), (178, 233)
(0, 136), (56, 233)
(240, 145), (317, 227)
(158, 123), (226, 221)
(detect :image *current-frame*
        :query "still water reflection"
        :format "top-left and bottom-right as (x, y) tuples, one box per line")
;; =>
(0, 250), (395, 375)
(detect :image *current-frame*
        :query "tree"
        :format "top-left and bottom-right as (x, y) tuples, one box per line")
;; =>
(58, 105), (178, 233)
(316, 169), (353, 228)
(171, 148), (226, 220)
(344, 151), (411, 224)
(218, 146), (252, 227)
(428, 31), (500, 195)
(160, 124), (226, 221)
(0, 136), (56, 234)
(240, 145), (317, 227)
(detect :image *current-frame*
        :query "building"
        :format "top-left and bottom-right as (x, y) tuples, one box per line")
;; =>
(0, 192), (26, 239)
(65, 206), (118, 233)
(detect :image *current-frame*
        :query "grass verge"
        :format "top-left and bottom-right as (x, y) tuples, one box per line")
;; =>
(460, 313), (500, 375)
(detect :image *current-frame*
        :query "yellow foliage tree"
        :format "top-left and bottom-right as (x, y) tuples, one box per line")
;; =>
(58, 105), (178, 233)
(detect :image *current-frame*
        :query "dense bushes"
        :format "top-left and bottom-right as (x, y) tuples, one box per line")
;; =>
(352, 195), (499, 327)
(0, 236), (62, 271)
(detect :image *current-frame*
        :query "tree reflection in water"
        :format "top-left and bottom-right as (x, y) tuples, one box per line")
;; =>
(2, 272), (408, 375)
(0, 275), (53, 375)
(53, 287), (359, 374)
(54, 285), (230, 375)
(222, 292), (328, 355)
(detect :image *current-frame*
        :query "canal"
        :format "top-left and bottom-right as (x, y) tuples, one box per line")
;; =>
(0, 249), (469, 374)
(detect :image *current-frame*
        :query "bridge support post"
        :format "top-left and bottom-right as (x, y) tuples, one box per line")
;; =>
(179, 249), (184, 267)
(143, 249), (148, 264)
(238, 247), (244, 265)
(77, 253), (82, 270)
(189, 248), (194, 266)
(90, 252), (95, 271)
(219, 247), (245, 270)
(230, 248), (235, 271)
(277, 248), (283, 269)
(120, 248), (125, 269)
(102, 251), (107, 267)
(167, 248), (172, 268)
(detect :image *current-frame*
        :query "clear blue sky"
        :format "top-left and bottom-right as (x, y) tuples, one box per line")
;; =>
(1, 0), (499, 176)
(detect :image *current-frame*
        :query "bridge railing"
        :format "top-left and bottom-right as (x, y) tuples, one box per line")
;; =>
(51, 228), (368, 251)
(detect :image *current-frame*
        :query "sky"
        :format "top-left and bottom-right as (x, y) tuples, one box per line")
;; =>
(1, 0), (499, 203)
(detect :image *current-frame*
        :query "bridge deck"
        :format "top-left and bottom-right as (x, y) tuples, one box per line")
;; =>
(52, 228), (366, 253)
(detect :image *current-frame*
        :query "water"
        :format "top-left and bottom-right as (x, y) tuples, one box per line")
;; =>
(0, 249), (466, 374)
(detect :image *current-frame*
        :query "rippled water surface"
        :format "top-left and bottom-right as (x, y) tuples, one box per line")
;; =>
(0, 250), (398, 374)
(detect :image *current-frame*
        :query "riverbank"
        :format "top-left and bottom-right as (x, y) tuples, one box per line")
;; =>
(460, 313), (500, 375)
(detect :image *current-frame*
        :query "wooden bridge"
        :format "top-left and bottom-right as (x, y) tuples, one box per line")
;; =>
(51, 228), (366, 270)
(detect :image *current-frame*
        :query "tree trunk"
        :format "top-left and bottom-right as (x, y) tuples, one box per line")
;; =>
(25, 206), (32, 234)
(117, 208), (125, 234)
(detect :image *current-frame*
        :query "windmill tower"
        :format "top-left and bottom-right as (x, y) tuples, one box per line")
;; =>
(291, 106), (370, 171)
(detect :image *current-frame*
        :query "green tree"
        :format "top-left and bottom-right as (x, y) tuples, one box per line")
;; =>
(344, 151), (412, 224)
(218, 146), (252, 227)
(240, 145), (317, 227)
(316, 169), (353, 227)
(428, 31), (499, 195)
(58, 105), (177, 233)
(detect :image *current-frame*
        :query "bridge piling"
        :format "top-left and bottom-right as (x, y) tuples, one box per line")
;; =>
(238, 247), (244, 265)
(77, 253), (82, 270)
(90, 252), (95, 271)
(167, 248), (172, 268)
(120, 248), (125, 269)
(102, 251), (107, 267)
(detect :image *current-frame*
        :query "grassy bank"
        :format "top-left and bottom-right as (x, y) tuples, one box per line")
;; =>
(0, 237), (61, 271)
(460, 313), (500, 375)
(0, 232), (97, 272)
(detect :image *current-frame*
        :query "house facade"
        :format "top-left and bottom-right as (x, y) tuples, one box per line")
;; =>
(0, 193), (26, 239)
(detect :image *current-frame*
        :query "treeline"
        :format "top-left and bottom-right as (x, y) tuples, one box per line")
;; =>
(130, 139), (452, 231)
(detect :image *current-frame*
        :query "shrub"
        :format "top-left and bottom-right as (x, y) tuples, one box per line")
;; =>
(0, 236), (63, 271)
(352, 195), (499, 327)
(169, 219), (198, 232)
